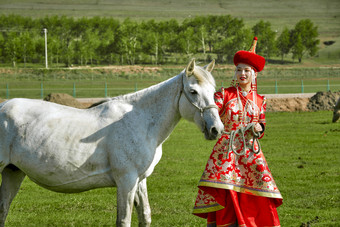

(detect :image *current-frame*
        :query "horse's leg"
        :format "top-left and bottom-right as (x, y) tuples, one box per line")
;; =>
(0, 165), (26, 227)
(134, 178), (151, 227)
(116, 175), (139, 227)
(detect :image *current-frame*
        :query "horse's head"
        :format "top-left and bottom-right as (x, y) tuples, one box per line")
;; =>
(179, 59), (224, 140)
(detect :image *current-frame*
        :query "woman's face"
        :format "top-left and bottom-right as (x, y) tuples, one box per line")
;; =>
(236, 63), (255, 86)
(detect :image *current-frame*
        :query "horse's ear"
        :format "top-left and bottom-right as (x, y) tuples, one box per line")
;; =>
(185, 58), (196, 76)
(204, 59), (215, 73)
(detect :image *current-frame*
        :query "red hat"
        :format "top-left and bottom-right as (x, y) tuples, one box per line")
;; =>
(233, 37), (265, 72)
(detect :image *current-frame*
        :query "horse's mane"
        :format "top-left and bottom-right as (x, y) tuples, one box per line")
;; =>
(88, 64), (215, 109)
(87, 96), (126, 108)
(87, 99), (110, 108)
(193, 65), (216, 88)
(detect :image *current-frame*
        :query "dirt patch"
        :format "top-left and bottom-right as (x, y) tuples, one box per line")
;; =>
(307, 91), (340, 111)
(266, 91), (340, 112)
(43, 93), (86, 109)
(267, 97), (310, 112)
(69, 65), (161, 74)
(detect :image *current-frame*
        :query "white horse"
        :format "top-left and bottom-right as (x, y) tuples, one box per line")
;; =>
(0, 59), (223, 227)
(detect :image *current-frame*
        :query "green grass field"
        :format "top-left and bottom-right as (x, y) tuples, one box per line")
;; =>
(2, 77), (340, 99)
(1, 66), (340, 99)
(3, 111), (339, 226)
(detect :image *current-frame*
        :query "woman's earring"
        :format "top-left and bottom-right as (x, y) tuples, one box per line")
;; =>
(251, 71), (257, 92)
(252, 70), (256, 84)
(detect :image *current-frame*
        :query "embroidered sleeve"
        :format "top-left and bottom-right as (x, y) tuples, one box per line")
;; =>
(258, 96), (266, 139)
(214, 87), (225, 114)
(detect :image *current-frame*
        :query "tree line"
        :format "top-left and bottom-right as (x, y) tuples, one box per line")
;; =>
(0, 15), (319, 67)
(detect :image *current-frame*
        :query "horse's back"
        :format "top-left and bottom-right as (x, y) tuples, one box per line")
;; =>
(0, 98), (115, 191)
(1, 98), (84, 123)
(0, 98), (94, 153)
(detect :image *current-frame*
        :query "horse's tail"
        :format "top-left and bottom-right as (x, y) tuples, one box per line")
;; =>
(335, 97), (340, 110)
(0, 99), (10, 109)
(333, 97), (340, 123)
(0, 100), (11, 172)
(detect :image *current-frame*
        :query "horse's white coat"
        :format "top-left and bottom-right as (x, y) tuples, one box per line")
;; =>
(0, 59), (223, 227)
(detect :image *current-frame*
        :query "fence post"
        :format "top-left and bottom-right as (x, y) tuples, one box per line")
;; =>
(41, 83), (44, 99)
(135, 83), (138, 92)
(73, 83), (76, 97)
(6, 83), (9, 99)
(301, 80), (304, 93)
(275, 80), (278, 94)
(105, 82), (107, 97)
(327, 80), (330, 91)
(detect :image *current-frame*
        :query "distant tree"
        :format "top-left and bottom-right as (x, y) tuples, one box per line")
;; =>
(73, 39), (83, 65)
(276, 27), (291, 63)
(118, 18), (141, 65)
(4, 32), (22, 67)
(182, 15), (246, 63)
(198, 24), (207, 55)
(34, 36), (46, 66)
(181, 16), (209, 58)
(97, 29), (116, 64)
(20, 31), (35, 67)
(290, 19), (319, 63)
(140, 20), (165, 65)
(215, 28), (252, 63)
(49, 35), (62, 66)
(83, 29), (101, 65)
(212, 16), (250, 63)
(71, 17), (89, 38)
(252, 20), (277, 59)
(175, 26), (198, 57)
(96, 19), (120, 64)
(0, 33), (5, 63)
(161, 19), (180, 55)
(291, 34), (304, 63)
(203, 15), (243, 54)
(58, 17), (76, 67)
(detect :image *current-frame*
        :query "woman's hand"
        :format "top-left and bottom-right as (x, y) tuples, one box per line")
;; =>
(254, 123), (262, 133)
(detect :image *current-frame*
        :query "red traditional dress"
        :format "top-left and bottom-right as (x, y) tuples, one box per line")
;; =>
(193, 85), (283, 227)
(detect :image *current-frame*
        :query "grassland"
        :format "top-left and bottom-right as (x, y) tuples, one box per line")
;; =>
(1, 66), (339, 99)
(3, 111), (339, 226)
(0, 0), (340, 65)
(0, 0), (339, 36)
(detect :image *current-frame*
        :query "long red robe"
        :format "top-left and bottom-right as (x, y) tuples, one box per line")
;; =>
(193, 86), (283, 227)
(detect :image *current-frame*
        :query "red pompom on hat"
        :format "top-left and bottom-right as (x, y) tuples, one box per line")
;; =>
(233, 37), (265, 72)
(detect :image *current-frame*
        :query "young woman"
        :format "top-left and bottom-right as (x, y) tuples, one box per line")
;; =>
(193, 37), (283, 227)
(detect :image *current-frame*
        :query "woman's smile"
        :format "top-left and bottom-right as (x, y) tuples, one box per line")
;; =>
(239, 75), (248, 81)
(235, 63), (257, 89)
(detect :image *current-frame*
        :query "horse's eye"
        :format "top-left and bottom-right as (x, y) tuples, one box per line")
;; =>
(190, 89), (198, 95)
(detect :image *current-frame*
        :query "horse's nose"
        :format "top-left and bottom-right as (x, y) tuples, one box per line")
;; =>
(210, 127), (219, 139)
